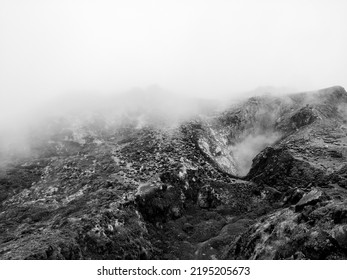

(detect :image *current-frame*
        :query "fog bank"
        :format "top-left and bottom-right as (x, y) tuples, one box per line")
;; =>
(1, 0), (347, 102)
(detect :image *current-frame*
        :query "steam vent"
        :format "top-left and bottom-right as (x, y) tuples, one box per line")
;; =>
(1, 86), (347, 260)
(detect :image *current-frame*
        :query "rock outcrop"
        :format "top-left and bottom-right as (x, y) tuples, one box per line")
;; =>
(1, 86), (347, 259)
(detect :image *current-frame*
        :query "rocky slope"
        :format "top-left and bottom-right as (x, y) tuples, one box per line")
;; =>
(0, 86), (347, 259)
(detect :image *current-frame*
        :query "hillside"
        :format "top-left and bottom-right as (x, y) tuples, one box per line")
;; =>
(1, 86), (347, 260)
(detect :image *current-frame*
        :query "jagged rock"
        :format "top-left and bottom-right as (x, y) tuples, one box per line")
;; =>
(331, 225), (347, 249)
(195, 218), (253, 260)
(197, 185), (220, 209)
(135, 183), (185, 223)
(283, 188), (305, 206)
(1, 86), (347, 260)
(247, 147), (327, 192)
(295, 189), (328, 211)
(224, 200), (347, 260)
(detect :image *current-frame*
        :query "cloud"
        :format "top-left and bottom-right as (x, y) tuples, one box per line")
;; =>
(231, 132), (281, 176)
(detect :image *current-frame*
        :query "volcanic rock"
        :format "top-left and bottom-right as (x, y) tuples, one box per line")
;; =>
(1, 86), (347, 260)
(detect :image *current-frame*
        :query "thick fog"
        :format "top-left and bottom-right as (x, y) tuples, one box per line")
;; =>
(1, 0), (347, 101)
(1, 0), (347, 170)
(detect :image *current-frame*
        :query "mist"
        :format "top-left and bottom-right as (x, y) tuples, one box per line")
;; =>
(0, 86), (223, 164)
(1, 1), (347, 168)
(1, 0), (347, 100)
(231, 133), (281, 176)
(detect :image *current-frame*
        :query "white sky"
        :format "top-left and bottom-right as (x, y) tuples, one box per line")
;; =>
(1, 0), (347, 102)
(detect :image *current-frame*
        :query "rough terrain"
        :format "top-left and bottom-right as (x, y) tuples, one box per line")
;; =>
(1, 86), (347, 259)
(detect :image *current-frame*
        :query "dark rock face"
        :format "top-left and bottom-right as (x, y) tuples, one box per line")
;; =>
(223, 200), (347, 260)
(294, 189), (328, 211)
(1, 86), (347, 259)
